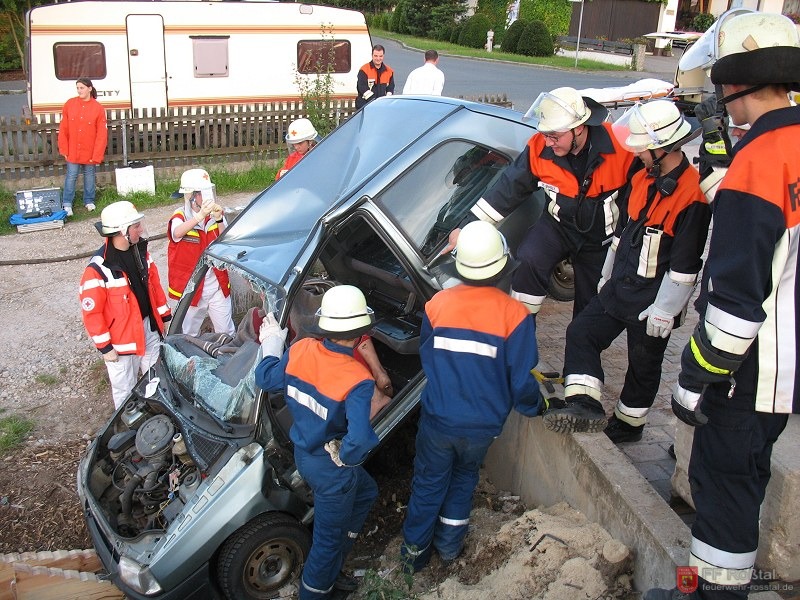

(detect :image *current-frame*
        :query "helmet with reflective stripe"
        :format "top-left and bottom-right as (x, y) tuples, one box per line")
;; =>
(455, 221), (510, 281)
(613, 100), (692, 152)
(710, 12), (800, 90)
(315, 285), (374, 338)
(98, 201), (144, 237)
(524, 87), (608, 133)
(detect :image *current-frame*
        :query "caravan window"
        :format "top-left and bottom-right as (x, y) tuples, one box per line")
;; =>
(53, 43), (107, 80)
(297, 40), (351, 74)
(192, 36), (230, 78)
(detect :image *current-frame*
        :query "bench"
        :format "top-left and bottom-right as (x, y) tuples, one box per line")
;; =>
(557, 36), (633, 55)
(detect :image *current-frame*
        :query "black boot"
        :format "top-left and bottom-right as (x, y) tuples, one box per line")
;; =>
(333, 571), (359, 592)
(604, 414), (644, 443)
(542, 393), (607, 433)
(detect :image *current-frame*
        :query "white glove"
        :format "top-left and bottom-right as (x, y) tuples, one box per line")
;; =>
(103, 349), (119, 362)
(638, 305), (676, 338)
(324, 439), (344, 467)
(362, 89), (374, 100)
(259, 313), (287, 357)
(198, 200), (214, 219)
(699, 167), (727, 203)
(638, 272), (695, 338)
(386, 92), (393, 96)
(210, 204), (224, 222)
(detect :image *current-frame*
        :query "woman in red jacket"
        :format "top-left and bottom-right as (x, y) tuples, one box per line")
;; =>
(58, 78), (108, 217)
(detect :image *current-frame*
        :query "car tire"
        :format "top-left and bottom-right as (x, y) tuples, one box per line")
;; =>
(216, 512), (311, 600)
(548, 258), (575, 302)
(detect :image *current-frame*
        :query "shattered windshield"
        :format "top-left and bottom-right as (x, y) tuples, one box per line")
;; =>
(162, 262), (285, 426)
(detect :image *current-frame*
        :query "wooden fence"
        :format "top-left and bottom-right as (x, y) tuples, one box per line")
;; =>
(0, 94), (512, 190)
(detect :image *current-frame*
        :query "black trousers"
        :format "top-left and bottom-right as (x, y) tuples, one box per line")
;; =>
(563, 295), (669, 410)
(514, 215), (606, 318)
(690, 389), (788, 600)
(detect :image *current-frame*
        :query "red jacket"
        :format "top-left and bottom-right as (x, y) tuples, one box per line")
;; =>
(79, 240), (170, 356)
(58, 96), (108, 165)
(275, 151), (305, 180)
(167, 209), (230, 304)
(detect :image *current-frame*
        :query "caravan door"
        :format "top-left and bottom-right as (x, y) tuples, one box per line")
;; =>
(126, 14), (167, 111)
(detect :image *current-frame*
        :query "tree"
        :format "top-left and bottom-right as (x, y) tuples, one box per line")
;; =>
(517, 20), (554, 57)
(1, 0), (50, 74)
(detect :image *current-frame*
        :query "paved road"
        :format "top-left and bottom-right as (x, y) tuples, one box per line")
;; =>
(0, 43), (681, 118)
(376, 36), (680, 112)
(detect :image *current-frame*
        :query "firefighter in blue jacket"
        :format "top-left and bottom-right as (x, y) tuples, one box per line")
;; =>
(255, 286), (380, 599)
(543, 100), (711, 438)
(645, 11), (800, 600)
(400, 221), (543, 573)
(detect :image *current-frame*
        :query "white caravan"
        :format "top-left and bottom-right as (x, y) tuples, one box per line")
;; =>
(25, 1), (372, 117)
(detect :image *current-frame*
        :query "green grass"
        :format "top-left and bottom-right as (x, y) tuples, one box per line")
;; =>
(0, 412), (35, 454)
(34, 373), (60, 386)
(372, 28), (627, 72)
(0, 162), (279, 236)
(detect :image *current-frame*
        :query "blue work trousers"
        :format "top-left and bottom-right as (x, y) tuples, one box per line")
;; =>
(62, 161), (96, 207)
(401, 415), (494, 571)
(690, 391), (788, 600)
(294, 450), (378, 600)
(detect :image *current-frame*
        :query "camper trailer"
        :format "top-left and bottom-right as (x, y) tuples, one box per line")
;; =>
(25, 1), (372, 117)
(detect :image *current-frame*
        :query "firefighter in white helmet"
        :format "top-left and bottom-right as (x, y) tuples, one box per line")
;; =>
(255, 285), (380, 599)
(79, 201), (171, 409)
(543, 100), (710, 438)
(401, 221), (542, 573)
(645, 11), (800, 600)
(446, 86), (640, 322)
(275, 118), (320, 180)
(167, 168), (234, 337)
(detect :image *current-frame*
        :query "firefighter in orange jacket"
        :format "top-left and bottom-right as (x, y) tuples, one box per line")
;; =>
(448, 87), (639, 319)
(167, 168), (234, 336)
(355, 44), (394, 109)
(79, 201), (171, 409)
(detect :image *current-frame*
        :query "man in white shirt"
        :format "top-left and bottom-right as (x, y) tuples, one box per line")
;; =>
(402, 50), (445, 96)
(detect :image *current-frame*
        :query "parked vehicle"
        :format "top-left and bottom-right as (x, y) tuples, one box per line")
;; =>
(24, 1), (371, 118)
(77, 95), (551, 600)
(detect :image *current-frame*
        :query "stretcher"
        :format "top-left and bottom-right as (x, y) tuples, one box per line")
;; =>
(576, 78), (705, 115)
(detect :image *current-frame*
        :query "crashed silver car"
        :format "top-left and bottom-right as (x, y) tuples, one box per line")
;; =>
(77, 95), (545, 600)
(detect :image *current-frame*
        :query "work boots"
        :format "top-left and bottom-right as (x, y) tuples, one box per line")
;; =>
(603, 414), (644, 443)
(542, 393), (607, 433)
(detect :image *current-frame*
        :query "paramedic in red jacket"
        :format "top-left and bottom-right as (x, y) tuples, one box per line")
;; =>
(79, 201), (171, 409)
(355, 45), (394, 109)
(58, 77), (107, 217)
(255, 285), (380, 599)
(275, 118), (320, 180)
(167, 168), (234, 336)
(447, 87), (639, 319)
(400, 221), (542, 573)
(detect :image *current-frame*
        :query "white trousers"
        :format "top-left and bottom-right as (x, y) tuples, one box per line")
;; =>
(105, 317), (161, 409)
(182, 273), (235, 337)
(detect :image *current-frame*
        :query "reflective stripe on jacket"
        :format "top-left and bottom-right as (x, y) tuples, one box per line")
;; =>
(255, 338), (379, 465)
(420, 284), (541, 438)
(79, 240), (170, 355)
(355, 62), (395, 108)
(167, 209), (230, 304)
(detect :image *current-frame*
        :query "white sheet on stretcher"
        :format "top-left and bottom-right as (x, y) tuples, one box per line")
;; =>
(576, 78), (675, 104)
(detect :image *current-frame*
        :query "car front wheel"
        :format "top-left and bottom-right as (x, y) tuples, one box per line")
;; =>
(548, 258), (575, 302)
(216, 513), (311, 600)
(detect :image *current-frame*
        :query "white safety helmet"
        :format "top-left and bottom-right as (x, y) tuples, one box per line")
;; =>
(524, 87), (607, 133)
(314, 285), (375, 337)
(172, 168), (216, 201)
(613, 100), (693, 152)
(678, 8), (755, 73)
(285, 118), (320, 144)
(454, 221), (511, 282)
(98, 201), (144, 237)
(710, 12), (800, 92)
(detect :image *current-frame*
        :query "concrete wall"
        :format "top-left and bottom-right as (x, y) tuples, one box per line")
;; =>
(484, 414), (691, 592)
